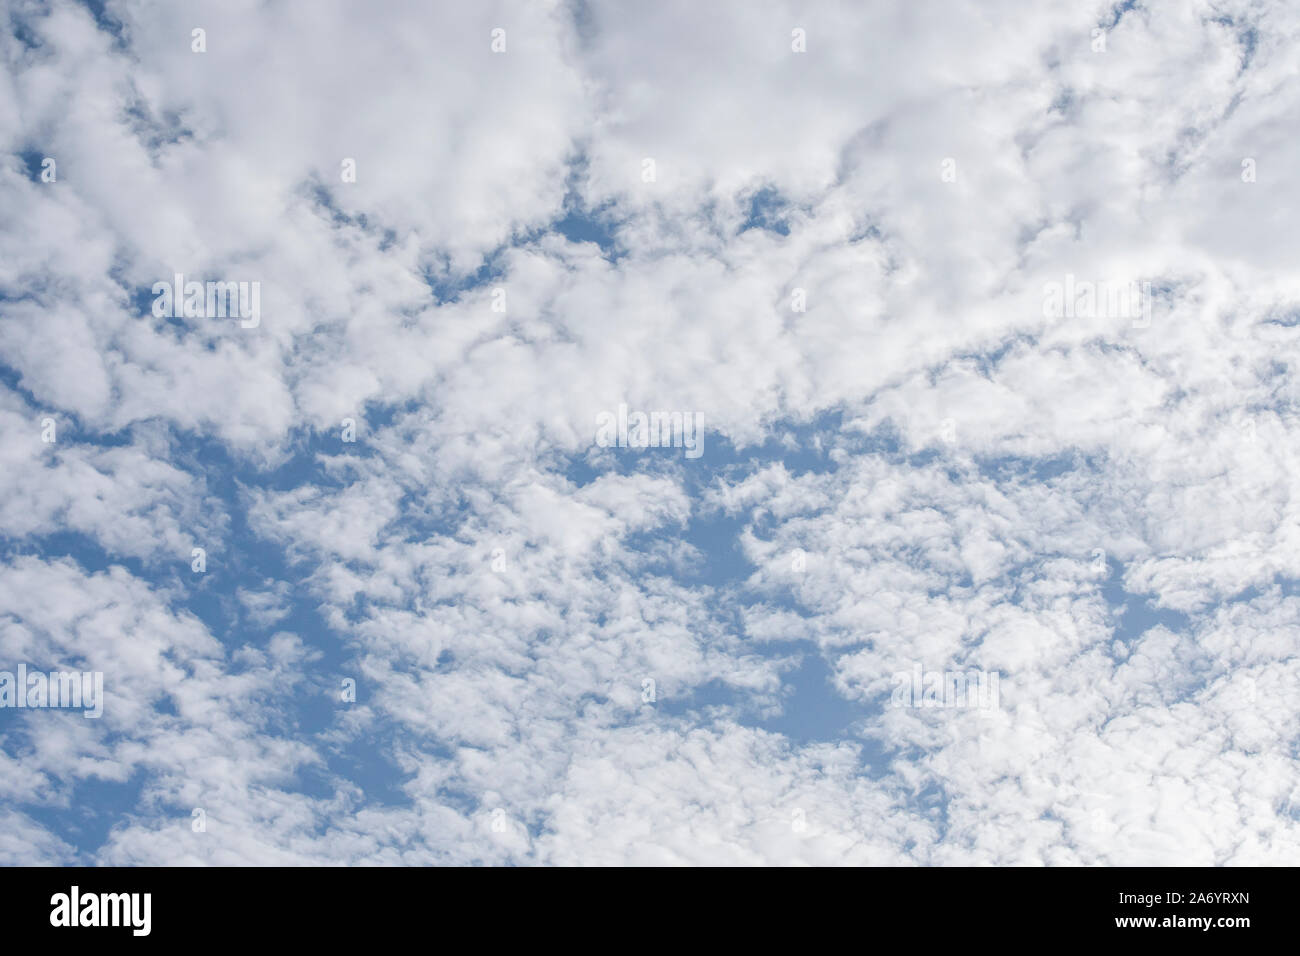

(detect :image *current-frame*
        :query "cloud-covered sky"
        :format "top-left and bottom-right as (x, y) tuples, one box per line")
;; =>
(1, 0), (1297, 865)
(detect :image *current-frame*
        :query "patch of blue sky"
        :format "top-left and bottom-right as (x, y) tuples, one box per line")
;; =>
(22, 771), (147, 861)
(1099, 560), (1192, 646)
(422, 250), (510, 306)
(738, 186), (793, 237)
(540, 154), (624, 260)
(17, 149), (48, 180)
(75, 0), (126, 45)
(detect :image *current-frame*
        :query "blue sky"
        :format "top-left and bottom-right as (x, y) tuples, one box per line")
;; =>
(0, 0), (1297, 865)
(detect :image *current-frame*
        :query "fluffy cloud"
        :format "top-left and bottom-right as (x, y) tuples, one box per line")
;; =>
(1, 0), (1297, 865)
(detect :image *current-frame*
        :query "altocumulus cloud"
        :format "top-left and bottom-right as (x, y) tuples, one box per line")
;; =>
(0, 0), (1297, 865)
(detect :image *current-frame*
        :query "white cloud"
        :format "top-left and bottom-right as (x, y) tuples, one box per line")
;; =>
(1, 0), (1297, 865)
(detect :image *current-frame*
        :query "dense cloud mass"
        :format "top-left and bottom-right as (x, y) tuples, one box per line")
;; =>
(0, 0), (1297, 865)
